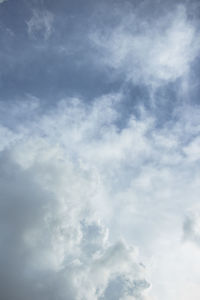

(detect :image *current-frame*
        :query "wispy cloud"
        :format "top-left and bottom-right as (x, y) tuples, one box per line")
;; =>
(90, 5), (200, 87)
(26, 9), (54, 40)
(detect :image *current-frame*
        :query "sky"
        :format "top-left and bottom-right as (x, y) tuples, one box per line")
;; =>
(0, 0), (200, 299)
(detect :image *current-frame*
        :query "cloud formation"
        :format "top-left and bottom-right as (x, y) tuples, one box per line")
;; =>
(1, 1), (200, 299)
(91, 5), (200, 86)
(0, 96), (151, 300)
(1, 91), (200, 299)
(27, 9), (54, 40)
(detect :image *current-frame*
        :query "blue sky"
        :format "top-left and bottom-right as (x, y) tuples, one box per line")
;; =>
(1, 1), (200, 299)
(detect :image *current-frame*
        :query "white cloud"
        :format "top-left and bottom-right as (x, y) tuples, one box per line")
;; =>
(27, 9), (54, 40)
(0, 0), (7, 3)
(90, 5), (200, 87)
(1, 93), (200, 299)
(0, 95), (150, 300)
(1, 1), (200, 299)
(183, 136), (200, 161)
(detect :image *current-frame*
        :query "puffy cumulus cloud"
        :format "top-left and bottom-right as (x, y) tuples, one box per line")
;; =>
(90, 5), (200, 87)
(26, 9), (54, 40)
(1, 93), (200, 300)
(0, 95), (150, 300)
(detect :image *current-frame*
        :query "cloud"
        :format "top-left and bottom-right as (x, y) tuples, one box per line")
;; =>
(26, 9), (54, 40)
(183, 210), (200, 245)
(0, 95), (151, 300)
(0, 0), (7, 3)
(1, 91), (200, 299)
(1, 1), (200, 299)
(90, 5), (200, 87)
(183, 136), (200, 161)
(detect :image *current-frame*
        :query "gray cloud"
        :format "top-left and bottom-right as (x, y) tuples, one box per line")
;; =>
(183, 210), (200, 245)
(0, 154), (150, 300)
(26, 9), (54, 40)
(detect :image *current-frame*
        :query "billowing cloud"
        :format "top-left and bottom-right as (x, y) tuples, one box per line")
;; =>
(0, 95), (151, 300)
(1, 92), (200, 299)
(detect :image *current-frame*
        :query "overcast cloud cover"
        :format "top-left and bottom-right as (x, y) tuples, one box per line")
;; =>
(1, 0), (200, 299)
